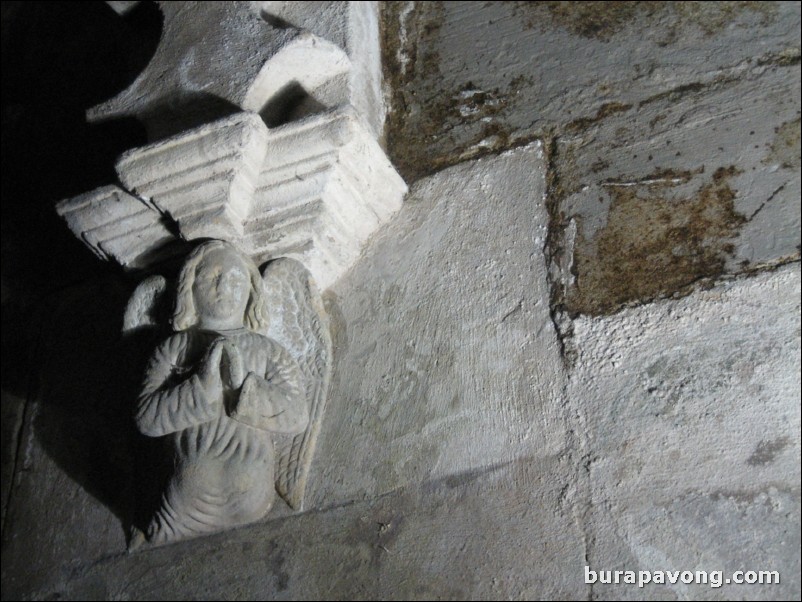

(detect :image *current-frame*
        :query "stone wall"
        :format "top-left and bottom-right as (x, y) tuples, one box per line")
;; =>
(2, 2), (799, 600)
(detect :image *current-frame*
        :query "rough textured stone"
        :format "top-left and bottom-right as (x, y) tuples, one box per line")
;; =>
(89, 1), (387, 141)
(5, 262), (797, 600)
(569, 264), (801, 600)
(383, 1), (801, 313)
(2, 1), (801, 600)
(555, 62), (801, 315)
(55, 185), (182, 269)
(260, 1), (386, 139)
(384, 1), (800, 179)
(6, 455), (585, 600)
(1, 144), (568, 598)
(306, 143), (567, 508)
(88, 1), (352, 140)
(245, 107), (407, 289)
(115, 112), (270, 241)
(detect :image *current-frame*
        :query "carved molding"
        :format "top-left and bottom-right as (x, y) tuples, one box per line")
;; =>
(58, 107), (407, 289)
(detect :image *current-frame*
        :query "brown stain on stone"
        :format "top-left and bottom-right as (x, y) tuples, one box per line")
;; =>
(672, 1), (779, 36)
(381, 2), (446, 181)
(756, 46), (802, 67)
(514, 1), (778, 41)
(565, 102), (633, 133)
(566, 166), (747, 315)
(381, 3), (785, 183)
(530, 1), (661, 41)
(764, 117), (801, 169)
(381, 4), (541, 181)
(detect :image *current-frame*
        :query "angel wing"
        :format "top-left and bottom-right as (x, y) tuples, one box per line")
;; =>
(261, 258), (332, 511)
(122, 275), (170, 335)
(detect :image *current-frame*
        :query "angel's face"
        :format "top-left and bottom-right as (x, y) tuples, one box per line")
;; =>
(192, 248), (251, 330)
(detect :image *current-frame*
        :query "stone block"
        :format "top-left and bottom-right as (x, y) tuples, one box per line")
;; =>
(60, 108), (406, 290)
(384, 2), (801, 180)
(5, 456), (586, 600)
(55, 185), (178, 269)
(555, 65), (801, 314)
(244, 106), (407, 290)
(116, 112), (269, 241)
(305, 142), (567, 507)
(568, 264), (801, 600)
(89, 2), (352, 140)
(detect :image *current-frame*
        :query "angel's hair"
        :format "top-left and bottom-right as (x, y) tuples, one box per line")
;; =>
(172, 240), (269, 332)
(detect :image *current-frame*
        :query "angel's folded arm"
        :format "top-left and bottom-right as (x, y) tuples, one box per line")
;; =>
(134, 335), (219, 437)
(235, 343), (309, 434)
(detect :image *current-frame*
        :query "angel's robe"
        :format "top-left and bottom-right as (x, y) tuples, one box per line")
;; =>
(135, 327), (308, 544)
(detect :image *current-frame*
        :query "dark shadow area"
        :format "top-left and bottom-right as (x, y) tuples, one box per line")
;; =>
(260, 80), (327, 128)
(0, 1), (165, 541)
(137, 92), (243, 142)
(260, 7), (295, 30)
(27, 280), (163, 530)
(1, 0), (161, 297)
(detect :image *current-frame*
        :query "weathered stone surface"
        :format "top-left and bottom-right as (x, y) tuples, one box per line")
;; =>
(55, 185), (181, 269)
(59, 108), (406, 289)
(4, 145), (800, 601)
(127, 242), (328, 547)
(2, 144), (565, 597)
(305, 142), (568, 507)
(555, 62), (801, 315)
(383, 1), (801, 313)
(90, 1), (387, 141)
(6, 455), (586, 600)
(245, 107), (407, 290)
(260, 1), (386, 139)
(3, 2), (801, 600)
(116, 112), (269, 241)
(569, 264), (801, 600)
(89, 2), (351, 140)
(384, 1), (800, 179)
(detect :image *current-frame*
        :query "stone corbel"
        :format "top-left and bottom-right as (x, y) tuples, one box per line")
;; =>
(59, 107), (405, 289)
(56, 1), (406, 548)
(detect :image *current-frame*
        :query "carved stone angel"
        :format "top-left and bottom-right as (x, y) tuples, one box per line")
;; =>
(126, 240), (331, 548)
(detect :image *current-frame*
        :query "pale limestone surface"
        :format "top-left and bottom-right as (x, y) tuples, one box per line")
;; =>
(2, 146), (582, 599)
(2, 1), (801, 600)
(245, 107), (407, 288)
(259, 1), (386, 139)
(19, 456), (587, 600)
(91, 1), (385, 140)
(129, 242), (322, 547)
(89, 1), (350, 140)
(5, 142), (799, 600)
(570, 264), (801, 600)
(58, 107), (407, 290)
(306, 143), (567, 508)
(116, 113), (270, 241)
